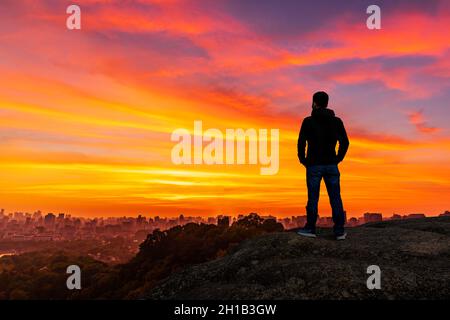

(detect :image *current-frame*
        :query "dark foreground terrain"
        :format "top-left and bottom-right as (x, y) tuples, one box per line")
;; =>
(147, 217), (450, 299)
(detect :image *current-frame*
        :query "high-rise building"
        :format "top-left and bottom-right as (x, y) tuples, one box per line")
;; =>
(136, 215), (146, 225)
(44, 213), (56, 226)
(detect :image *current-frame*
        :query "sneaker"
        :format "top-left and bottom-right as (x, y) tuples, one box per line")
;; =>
(297, 228), (317, 238)
(336, 232), (347, 241)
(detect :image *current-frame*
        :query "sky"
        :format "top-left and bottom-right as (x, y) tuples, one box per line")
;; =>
(0, 0), (449, 218)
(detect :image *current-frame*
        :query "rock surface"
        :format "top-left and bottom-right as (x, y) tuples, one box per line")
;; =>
(146, 217), (450, 299)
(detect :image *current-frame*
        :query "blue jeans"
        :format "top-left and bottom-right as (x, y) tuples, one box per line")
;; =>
(305, 165), (346, 235)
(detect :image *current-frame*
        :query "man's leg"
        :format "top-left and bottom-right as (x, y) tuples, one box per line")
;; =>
(323, 165), (346, 236)
(305, 165), (322, 232)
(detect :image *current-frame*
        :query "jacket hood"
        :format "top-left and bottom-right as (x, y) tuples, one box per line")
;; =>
(311, 108), (335, 117)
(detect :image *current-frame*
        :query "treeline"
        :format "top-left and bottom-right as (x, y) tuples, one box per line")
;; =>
(0, 251), (109, 299)
(0, 213), (283, 299)
(0, 237), (139, 265)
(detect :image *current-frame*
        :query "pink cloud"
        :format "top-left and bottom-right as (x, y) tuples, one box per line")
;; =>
(408, 111), (440, 134)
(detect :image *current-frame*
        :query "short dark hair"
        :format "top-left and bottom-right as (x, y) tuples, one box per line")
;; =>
(313, 91), (329, 108)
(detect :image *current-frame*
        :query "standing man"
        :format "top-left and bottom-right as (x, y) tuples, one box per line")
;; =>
(297, 91), (349, 240)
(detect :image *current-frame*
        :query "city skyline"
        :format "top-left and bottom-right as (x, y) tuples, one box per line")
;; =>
(2, 207), (449, 245)
(2, 207), (449, 221)
(0, 1), (449, 217)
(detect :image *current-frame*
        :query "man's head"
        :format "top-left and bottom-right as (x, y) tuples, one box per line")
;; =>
(312, 91), (329, 109)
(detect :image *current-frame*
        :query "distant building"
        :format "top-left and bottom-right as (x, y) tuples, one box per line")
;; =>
(363, 212), (382, 223)
(317, 217), (333, 227)
(391, 214), (402, 220)
(405, 213), (426, 219)
(207, 217), (216, 224)
(291, 215), (306, 227)
(261, 215), (277, 221)
(44, 213), (56, 226)
(136, 215), (146, 225)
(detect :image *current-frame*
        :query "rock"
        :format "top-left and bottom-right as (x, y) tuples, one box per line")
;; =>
(146, 217), (450, 300)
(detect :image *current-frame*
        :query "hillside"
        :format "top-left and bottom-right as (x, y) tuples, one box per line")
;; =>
(146, 217), (450, 300)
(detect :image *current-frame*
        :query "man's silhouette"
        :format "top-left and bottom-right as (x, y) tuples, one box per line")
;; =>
(297, 91), (349, 240)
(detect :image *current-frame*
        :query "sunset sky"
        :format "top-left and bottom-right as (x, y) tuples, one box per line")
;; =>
(0, 0), (449, 218)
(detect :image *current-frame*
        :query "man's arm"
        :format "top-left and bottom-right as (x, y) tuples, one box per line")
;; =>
(336, 118), (349, 163)
(297, 119), (307, 165)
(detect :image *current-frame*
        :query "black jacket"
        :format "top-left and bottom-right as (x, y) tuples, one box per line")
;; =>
(297, 108), (349, 166)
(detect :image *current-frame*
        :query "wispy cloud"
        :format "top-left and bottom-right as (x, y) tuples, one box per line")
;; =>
(408, 111), (440, 134)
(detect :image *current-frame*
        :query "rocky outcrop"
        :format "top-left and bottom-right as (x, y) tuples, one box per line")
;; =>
(146, 217), (450, 299)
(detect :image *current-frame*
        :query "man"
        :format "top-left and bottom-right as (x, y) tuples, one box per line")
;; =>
(297, 91), (349, 240)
